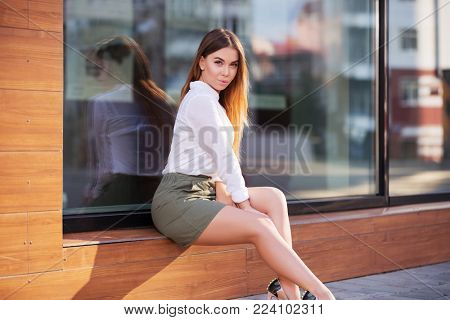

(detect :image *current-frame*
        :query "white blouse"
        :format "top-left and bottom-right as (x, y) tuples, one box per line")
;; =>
(162, 80), (249, 203)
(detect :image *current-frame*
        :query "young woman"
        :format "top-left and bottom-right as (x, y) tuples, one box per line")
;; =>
(151, 29), (336, 300)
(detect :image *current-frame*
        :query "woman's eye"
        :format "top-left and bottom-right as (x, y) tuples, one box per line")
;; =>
(215, 61), (223, 65)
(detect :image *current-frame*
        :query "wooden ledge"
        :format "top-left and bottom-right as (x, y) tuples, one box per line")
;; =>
(63, 201), (450, 248)
(63, 227), (165, 248)
(289, 200), (450, 225)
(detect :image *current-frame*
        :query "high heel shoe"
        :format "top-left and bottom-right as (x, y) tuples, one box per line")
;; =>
(267, 278), (317, 300)
(267, 278), (286, 300)
(302, 290), (317, 300)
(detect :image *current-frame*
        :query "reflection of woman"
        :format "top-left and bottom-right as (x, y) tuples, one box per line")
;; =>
(85, 36), (176, 206)
(151, 29), (335, 300)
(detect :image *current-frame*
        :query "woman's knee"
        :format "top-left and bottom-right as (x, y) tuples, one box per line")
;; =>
(266, 187), (287, 204)
(247, 214), (278, 244)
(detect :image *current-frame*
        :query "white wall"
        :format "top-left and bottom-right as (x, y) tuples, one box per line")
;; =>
(389, 0), (438, 70)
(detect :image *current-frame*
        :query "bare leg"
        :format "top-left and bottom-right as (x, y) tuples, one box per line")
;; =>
(193, 205), (331, 299)
(247, 187), (301, 299)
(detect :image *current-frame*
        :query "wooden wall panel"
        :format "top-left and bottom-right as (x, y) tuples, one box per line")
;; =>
(0, 27), (62, 91)
(372, 223), (450, 272)
(28, 211), (62, 273)
(63, 229), (250, 270)
(63, 238), (250, 271)
(291, 218), (374, 242)
(28, 0), (62, 33)
(0, 0), (64, 297)
(1, 249), (248, 300)
(0, 89), (62, 151)
(0, 152), (62, 213)
(0, 213), (28, 276)
(0, 0), (28, 29)
(0, 274), (30, 300)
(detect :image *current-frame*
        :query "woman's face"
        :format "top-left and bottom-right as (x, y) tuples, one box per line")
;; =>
(199, 47), (239, 92)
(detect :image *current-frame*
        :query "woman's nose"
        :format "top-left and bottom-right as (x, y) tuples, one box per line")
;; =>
(222, 66), (230, 76)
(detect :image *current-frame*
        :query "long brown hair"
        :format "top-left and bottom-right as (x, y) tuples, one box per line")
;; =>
(94, 35), (175, 128)
(180, 29), (250, 160)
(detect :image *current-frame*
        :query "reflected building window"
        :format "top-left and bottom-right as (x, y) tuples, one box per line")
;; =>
(400, 78), (419, 104)
(401, 29), (418, 50)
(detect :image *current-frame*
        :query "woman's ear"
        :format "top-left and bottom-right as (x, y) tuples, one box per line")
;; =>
(199, 56), (206, 71)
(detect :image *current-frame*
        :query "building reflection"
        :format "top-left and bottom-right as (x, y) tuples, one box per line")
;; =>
(389, 0), (450, 195)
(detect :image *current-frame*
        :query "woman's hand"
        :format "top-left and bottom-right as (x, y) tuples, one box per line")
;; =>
(236, 199), (264, 215)
(215, 182), (264, 215)
(215, 181), (237, 207)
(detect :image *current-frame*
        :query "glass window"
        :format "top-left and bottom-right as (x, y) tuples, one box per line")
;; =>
(389, 0), (450, 195)
(400, 78), (419, 105)
(63, 0), (377, 216)
(401, 29), (417, 50)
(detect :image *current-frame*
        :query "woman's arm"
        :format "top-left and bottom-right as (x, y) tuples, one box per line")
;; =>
(184, 95), (249, 204)
(215, 181), (236, 207)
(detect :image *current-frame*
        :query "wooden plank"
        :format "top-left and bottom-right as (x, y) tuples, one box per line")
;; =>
(0, 213), (28, 276)
(0, 0), (28, 29)
(0, 27), (62, 91)
(0, 235), (29, 276)
(372, 209), (450, 232)
(291, 217), (375, 242)
(0, 211), (27, 236)
(63, 228), (166, 247)
(0, 89), (62, 151)
(28, 211), (62, 273)
(372, 223), (450, 273)
(289, 201), (450, 226)
(121, 250), (248, 300)
(63, 227), (251, 248)
(290, 206), (450, 242)
(0, 152), (62, 213)
(63, 235), (251, 270)
(1, 249), (248, 299)
(28, 0), (62, 33)
(0, 274), (30, 300)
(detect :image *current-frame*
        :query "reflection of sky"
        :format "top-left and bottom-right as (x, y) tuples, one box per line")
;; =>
(252, 0), (306, 42)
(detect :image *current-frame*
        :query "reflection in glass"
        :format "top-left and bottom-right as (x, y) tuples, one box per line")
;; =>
(241, 0), (376, 199)
(84, 36), (176, 207)
(64, 0), (378, 215)
(389, 0), (450, 195)
(63, 33), (176, 213)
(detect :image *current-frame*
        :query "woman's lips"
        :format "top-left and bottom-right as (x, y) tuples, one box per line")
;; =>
(219, 80), (229, 85)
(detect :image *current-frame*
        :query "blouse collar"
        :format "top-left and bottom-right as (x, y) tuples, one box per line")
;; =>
(189, 80), (220, 101)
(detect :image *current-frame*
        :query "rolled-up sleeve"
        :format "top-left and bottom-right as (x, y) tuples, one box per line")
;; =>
(185, 95), (249, 203)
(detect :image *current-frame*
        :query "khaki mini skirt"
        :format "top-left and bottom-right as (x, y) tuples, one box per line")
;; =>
(151, 172), (226, 248)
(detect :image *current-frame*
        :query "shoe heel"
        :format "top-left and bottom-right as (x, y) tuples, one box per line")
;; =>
(267, 292), (278, 300)
(267, 278), (290, 300)
(302, 290), (317, 300)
